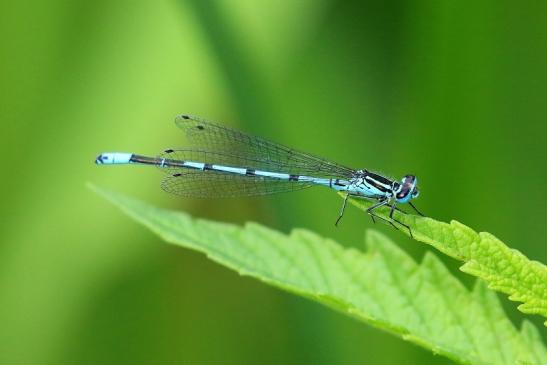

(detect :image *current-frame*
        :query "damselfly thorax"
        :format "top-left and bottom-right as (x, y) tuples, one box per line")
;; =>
(96, 115), (423, 237)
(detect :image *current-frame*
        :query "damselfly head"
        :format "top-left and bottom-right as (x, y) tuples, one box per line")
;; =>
(395, 175), (419, 203)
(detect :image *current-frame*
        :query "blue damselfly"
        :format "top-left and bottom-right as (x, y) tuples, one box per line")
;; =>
(96, 115), (423, 236)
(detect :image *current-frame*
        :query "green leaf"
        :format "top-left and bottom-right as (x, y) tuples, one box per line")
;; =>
(90, 184), (546, 365)
(343, 195), (547, 326)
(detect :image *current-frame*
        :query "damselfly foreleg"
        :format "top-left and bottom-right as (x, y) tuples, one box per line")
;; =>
(389, 203), (413, 238)
(408, 201), (424, 216)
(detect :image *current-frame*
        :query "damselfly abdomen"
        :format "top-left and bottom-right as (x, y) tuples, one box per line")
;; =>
(96, 115), (423, 236)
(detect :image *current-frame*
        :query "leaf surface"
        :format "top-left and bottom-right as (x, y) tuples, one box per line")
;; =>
(91, 185), (547, 365)
(344, 196), (547, 326)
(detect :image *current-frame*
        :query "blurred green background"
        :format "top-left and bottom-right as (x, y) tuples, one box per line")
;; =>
(1, 0), (545, 364)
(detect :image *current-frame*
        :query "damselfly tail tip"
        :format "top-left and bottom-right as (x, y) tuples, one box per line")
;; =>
(95, 153), (107, 164)
(95, 152), (133, 165)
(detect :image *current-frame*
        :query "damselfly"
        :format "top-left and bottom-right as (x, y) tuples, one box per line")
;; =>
(96, 115), (423, 236)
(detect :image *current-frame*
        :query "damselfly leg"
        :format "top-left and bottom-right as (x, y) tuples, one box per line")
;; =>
(364, 198), (414, 238)
(390, 205), (408, 215)
(389, 203), (413, 238)
(335, 193), (350, 226)
(366, 199), (401, 232)
(408, 201), (424, 216)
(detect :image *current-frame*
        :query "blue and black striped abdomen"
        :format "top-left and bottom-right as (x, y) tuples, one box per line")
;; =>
(157, 149), (315, 197)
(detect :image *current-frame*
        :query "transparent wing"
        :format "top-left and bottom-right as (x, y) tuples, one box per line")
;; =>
(157, 149), (341, 177)
(157, 149), (315, 197)
(173, 115), (355, 179)
(161, 170), (313, 198)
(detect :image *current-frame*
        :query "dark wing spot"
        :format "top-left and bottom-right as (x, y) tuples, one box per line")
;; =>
(164, 149), (174, 153)
(181, 115), (190, 119)
(173, 173), (182, 177)
(196, 125), (204, 130)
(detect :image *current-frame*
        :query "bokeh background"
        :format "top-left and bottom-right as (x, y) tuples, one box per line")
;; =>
(1, 1), (546, 364)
